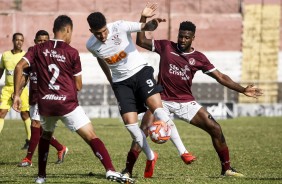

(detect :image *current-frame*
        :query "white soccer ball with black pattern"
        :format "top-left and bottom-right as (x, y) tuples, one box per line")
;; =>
(148, 120), (171, 144)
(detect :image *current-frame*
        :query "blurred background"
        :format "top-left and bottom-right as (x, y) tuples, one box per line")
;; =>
(0, 0), (281, 119)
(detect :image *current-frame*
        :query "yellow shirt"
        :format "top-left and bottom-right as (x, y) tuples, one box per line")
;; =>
(0, 50), (25, 86)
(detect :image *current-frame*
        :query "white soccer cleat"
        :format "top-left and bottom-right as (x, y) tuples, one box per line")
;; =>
(106, 170), (134, 183)
(35, 176), (46, 183)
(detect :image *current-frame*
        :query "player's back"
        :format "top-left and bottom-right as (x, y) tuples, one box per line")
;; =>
(24, 39), (82, 116)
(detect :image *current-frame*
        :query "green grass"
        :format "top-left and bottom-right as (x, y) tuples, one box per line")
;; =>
(0, 117), (282, 184)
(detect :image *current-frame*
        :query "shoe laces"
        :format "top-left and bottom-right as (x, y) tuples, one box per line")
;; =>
(22, 157), (31, 163)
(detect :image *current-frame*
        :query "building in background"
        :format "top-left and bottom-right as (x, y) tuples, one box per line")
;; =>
(0, 0), (281, 118)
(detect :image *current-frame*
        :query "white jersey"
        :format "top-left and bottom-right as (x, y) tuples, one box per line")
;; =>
(86, 20), (148, 82)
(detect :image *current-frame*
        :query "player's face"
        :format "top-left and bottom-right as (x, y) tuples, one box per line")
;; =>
(91, 26), (109, 43)
(34, 35), (49, 44)
(13, 35), (24, 50)
(177, 30), (195, 52)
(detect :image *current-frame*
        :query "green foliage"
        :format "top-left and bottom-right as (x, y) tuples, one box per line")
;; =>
(0, 117), (282, 184)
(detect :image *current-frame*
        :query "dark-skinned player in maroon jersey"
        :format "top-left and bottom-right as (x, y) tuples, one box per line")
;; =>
(12, 15), (133, 184)
(121, 5), (263, 178)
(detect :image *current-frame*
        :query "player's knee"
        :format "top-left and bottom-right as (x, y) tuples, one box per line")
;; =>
(207, 114), (222, 135)
(31, 120), (41, 128)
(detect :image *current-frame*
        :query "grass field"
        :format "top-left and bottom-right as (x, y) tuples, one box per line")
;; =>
(0, 116), (281, 184)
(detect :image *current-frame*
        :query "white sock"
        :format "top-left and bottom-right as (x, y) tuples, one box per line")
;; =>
(153, 108), (188, 155)
(125, 123), (154, 160)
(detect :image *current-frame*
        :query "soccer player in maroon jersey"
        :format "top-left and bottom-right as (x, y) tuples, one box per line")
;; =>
(12, 15), (133, 184)
(18, 30), (68, 167)
(122, 5), (263, 177)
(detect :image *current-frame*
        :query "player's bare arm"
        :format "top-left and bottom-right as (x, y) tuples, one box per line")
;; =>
(207, 69), (263, 99)
(74, 75), (82, 91)
(97, 57), (112, 85)
(137, 3), (166, 50)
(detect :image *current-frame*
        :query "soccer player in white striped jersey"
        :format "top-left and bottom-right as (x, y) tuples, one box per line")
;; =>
(86, 3), (195, 178)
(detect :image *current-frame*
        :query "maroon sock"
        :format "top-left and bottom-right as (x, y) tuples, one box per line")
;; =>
(89, 138), (115, 171)
(217, 146), (230, 172)
(126, 149), (140, 175)
(50, 136), (63, 151)
(25, 126), (41, 160)
(38, 137), (50, 177)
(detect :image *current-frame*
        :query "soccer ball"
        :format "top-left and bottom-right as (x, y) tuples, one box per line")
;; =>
(148, 120), (171, 144)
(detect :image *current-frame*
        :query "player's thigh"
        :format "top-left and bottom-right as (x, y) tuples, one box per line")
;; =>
(0, 86), (13, 110)
(173, 101), (202, 123)
(136, 66), (163, 103)
(40, 116), (59, 132)
(60, 106), (91, 132)
(190, 106), (217, 130)
(19, 87), (29, 111)
(112, 82), (138, 115)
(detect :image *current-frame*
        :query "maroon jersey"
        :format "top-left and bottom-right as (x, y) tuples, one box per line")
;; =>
(23, 39), (82, 116)
(153, 40), (215, 102)
(24, 47), (38, 105)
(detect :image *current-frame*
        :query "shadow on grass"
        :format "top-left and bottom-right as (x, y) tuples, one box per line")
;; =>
(208, 176), (282, 181)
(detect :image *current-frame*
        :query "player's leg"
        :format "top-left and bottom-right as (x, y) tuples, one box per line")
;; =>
(0, 86), (11, 133)
(20, 87), (31, 149)
(0, 109), (8, 133)
(62, 106), (133, 183)
(122, 109), (153, 177)
(18, 119), (41, 167)
(35, 116), (56, 183)
(190, 107), (243, 177)
(112, 78), (156, 178)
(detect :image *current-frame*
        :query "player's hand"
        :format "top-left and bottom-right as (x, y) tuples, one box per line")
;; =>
(141, 2), (158, 18)
(243, 84), (263, 99)
(12, 95), (22, 112)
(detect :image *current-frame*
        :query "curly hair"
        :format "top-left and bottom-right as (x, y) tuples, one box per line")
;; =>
(179, 21), (196, 33)
(87, 12), (107, 30)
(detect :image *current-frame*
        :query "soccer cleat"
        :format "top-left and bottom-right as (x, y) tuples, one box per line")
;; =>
(181, 152), (196, 164)
(121, 168), (132, 178)
(21, 139), (30, 150)
(221, 167), (244, 177)
(144, 152), (158, 178)
(106, 170), (134, 183)
(35, 176), (46, 183)
(18, 157), (32, 167)
(55, 146), (68, 164)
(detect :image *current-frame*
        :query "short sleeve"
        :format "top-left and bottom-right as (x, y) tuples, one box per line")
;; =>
(72, 50), (82, 76)
(23, 46), (36, 66)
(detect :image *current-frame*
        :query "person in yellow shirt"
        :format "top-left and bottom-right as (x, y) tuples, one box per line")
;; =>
(0, 32), (31, 149)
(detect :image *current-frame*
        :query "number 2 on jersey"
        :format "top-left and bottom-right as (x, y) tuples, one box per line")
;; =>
(48, 64), (60, 90)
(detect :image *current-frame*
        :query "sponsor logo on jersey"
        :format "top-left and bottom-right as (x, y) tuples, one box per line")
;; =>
(104, 50), (127, 64)
(43, 49), (66, 62)
(169, 64), (190, 81)
(42, 94), (66, 101)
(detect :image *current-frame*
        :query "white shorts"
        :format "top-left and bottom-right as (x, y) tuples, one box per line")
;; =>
(40, 106), (91, 132)
(30, 104), (41, 121)
(162, 100), (202, 123)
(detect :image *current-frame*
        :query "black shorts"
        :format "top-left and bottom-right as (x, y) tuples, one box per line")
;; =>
(112, 66), (163, 115)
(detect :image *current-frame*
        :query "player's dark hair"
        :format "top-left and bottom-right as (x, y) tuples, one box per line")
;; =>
(53, 15), (73, 33)
(35, 30), (49, 39)
(12, 32), (23, 41)
(87, 12), (107, 30)
(179, 21), (196, 33)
